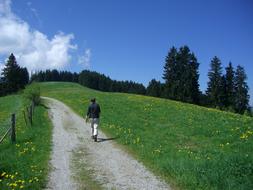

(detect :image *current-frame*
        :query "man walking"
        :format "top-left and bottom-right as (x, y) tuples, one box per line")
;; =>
(85, 98), (101, 142)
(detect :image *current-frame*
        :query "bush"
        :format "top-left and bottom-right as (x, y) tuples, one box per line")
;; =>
(244, 108), (252, 117)
(227, 106), (235, 113)
(23, 83), (41, 106)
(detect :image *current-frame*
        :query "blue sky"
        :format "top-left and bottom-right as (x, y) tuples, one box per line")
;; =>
(0, 0), (252, 105)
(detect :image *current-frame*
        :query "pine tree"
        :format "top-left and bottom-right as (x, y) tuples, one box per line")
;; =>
(1, 53), (29, 93)
(176, 46), (190, 101)
(20, 67), (29, 88)
(2, 53), (21, 92)
(234, 65), (249, 114)
(51, 69), (60, 81)
(187, 53), (200, 104)
(175, 46), (200, 103)
(163, 47), (177, 99)
(225, 62), (235, 109)
(163, 46), (200, 104)
(146, 79), (162, 97)
(220, 75), (227, 109)
(206, 56), (223, 108)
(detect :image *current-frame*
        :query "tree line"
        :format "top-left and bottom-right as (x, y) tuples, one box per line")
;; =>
(30, 70), (79, 83)
(146, 46), (251, 115)
(31, 69), (146, 95)
(0, 52), (251, 116)
(0, 54), (146, 96)
(78, 70), (146, 94)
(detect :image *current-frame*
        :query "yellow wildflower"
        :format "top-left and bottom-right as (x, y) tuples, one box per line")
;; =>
(240, 133), (248, 139)
(1, 172), (6, 177)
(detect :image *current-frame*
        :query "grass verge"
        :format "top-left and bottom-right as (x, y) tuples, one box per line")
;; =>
(0, 96), (52, 190)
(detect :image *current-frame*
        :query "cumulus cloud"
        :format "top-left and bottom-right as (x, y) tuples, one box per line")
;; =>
(0, 63), (5, 76)
(0, 0), (77, 72)
(78, 49), (91, 69)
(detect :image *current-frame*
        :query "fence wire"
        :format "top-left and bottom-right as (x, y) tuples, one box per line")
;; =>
(0, 120), (11, 140)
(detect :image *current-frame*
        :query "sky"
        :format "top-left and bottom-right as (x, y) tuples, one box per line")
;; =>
(0, 0), (252, 105)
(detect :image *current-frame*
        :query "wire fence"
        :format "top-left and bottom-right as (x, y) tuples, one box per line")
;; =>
(0, 123), (10, 137)
(0, 114), (11, 138)
(0, 101), (35, 144)
(0, 114), (15, 144)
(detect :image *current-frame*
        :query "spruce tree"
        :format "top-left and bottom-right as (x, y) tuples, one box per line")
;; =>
(163, 47), (177, 99)
(225, 62), (235, 109)
(51, 69), (60, 81)
(175, 46), (200, 103)
(163, 46), (200, 104)
(234, 65), (249, 114)
(20, 67), (29, 88)
(206, 56), (223, 108)
(176, 46), (190, 101)
(220, 75), (227, 109)
(2, 53), (21, 92)
(188, 53), (200, 104)
(146, 79), (162, 97)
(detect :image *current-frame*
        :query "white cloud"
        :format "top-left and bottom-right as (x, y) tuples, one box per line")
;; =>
(78, 49), (91, 69)
(0, 0), (77, 72)
(0, 63), (5, 76)
(0, 0), (12, 17)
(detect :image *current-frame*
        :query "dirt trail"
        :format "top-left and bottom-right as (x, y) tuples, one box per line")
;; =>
(44, 97), (171, 190)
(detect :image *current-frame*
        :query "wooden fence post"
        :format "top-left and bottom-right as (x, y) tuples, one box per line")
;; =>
(29, 105), (33, 125)
(23, 110), (27, 126)
(26, 106), (29, 120)
(11, 113), (16, 143)
(32, 100), (35, 114)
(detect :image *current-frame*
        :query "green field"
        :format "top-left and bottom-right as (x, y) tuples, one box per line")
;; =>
(38, 82), (253, 190)
(0, 95), (52, 190)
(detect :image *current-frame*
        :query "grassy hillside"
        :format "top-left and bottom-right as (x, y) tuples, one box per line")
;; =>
(0, 95), (52, 190)
(39, 82), (253, 190)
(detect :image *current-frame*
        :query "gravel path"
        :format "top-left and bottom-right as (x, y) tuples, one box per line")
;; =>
(44, 97), (171, 190)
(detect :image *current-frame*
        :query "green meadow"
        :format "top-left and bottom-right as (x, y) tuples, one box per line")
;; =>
(39, 82), (253, 190)
(0, 95), (52, 190)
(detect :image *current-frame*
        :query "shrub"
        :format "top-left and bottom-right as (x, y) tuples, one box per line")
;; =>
(23, 83), (41, 106)
(244, 108), (252, 117)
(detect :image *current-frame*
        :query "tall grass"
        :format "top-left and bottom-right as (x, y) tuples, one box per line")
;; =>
(39, 82), (253, 190)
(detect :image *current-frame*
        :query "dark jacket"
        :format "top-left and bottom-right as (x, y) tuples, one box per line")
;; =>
(87, 103), (101, 118)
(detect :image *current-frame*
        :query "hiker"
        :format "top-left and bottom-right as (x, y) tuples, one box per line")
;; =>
(85, 98), (101, 142)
